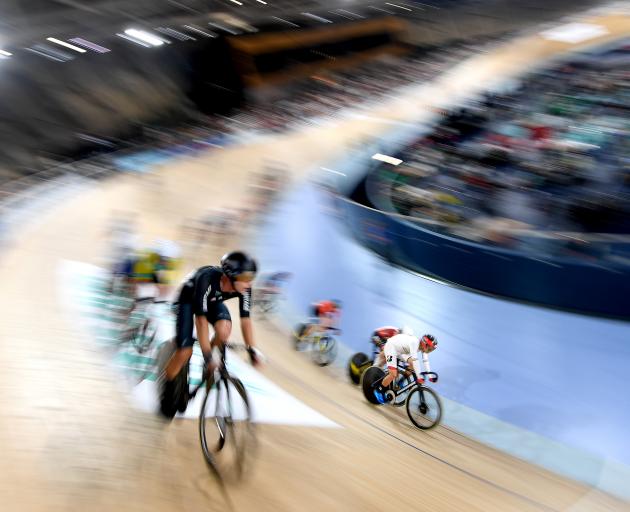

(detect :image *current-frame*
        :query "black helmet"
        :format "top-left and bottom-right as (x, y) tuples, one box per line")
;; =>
(221, 251), (257, 282)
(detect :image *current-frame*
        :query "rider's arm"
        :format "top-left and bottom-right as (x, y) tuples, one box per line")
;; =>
(407, 356), (423, 381)
(239, 288), (255, 349)
(421, 352), (431, 373)
(241, 316), (255, 349)
(193, 269), (213, 316)
(195, 314), (212, 361)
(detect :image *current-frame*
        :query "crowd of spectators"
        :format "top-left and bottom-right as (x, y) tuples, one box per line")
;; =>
(370, 48), (629, 258)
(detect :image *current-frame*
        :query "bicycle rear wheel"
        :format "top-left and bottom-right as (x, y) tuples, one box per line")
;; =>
(132, 318), (157, 354)
(405, 386), (442, 430)
(392, 374), (414, 407)
(348, 352), (371, 385)
(361, 366), (386, 405)
(199, 375), (253, 481)
(311, 335), (337, 367)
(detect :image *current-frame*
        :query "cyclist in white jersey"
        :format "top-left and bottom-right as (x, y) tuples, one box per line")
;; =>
(373, 329), (438, 404)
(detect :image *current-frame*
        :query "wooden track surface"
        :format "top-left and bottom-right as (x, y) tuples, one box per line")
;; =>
(1, 10), (629, 511)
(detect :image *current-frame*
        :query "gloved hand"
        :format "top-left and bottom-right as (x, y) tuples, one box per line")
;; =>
(202, 351), (214, 374)
(248, 346), (264, 367)
(429, 375), (438, 383)
(416, 376), (425, 385)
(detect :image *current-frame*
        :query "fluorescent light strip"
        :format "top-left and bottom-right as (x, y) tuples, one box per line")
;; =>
(229, 0), (243, 5)
(124, 29), (164, 46)
(0, 49), (12, 56)
(339, 9), (364, 18)
(46, 37), (86, 53)
(183, 25), (217, 37)
(116, 33), (152, 47)
(256, 0), (267, 3)
(302, 12), (333, 23)
(368, 6), (394, 14)
(69, 38), (110, 53)
(332, 10), (353, 20)
(33, 44), (73, 61)
(156, 27), (195, 40)
(372, 153), (403, 165)
(25, 47), (65, 62)
(271, 17), (299, 27)
(385, 3), (412, 11)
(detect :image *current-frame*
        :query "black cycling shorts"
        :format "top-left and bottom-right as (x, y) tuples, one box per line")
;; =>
(175, 300), (232, 349)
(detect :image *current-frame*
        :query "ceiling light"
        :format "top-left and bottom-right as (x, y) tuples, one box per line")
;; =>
(302, 13), (333, 23)
(385, 3), (412, 11)
(69, 38), (110, 53)
(183, 25), (217, 38)
(116, 33), (152, 47)
(271, 17), (299, 27)
(156, 27), (195, 41)
(368, 6), (394, 14)
(124, 29), (165, 46)
(46, 38), (87, 53)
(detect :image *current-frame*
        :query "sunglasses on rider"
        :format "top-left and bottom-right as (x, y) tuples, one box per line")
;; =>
(234, 271), (256, 283)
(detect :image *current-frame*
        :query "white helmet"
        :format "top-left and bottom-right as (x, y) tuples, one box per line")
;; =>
(400, 325), (415, 336)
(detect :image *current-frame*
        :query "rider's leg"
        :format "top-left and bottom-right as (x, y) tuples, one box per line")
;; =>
(161, 299), (195, 417)
(382, 367), (398, 388)
(165, 347), (193, 380)
(164, 301), (194, 380)
(211, 318), (232, 349)
(381, 346), (398, 388)
(373, 350), (385, 368)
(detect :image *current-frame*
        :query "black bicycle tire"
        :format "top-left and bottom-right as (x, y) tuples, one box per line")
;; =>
(199, 385), (219, 477)
(361, 366), (386, 405)
(348, 352), (371, 385)
(135, 318), (157, 354)
(199, 375), (252, 481)
(225, 376), (252, 479)
(405, 386), (443, 430)
(312, 335), (337, 367)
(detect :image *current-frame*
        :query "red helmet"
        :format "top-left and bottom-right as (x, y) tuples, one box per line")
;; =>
(420, 334), (438, 353)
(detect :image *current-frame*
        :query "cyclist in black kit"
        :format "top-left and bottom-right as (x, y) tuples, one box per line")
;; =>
(160, 251), (260, 418)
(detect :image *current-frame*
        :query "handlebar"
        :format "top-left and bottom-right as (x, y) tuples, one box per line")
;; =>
(421, 371), (439, 383)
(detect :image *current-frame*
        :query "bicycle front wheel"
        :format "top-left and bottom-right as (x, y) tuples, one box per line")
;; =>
(199, 375), (253, 481)
(405, 386), (442, 430)
(311, 335), (337, 367)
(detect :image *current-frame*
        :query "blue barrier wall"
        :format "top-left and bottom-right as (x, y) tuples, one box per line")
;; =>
(336, 197), (630, 318)
(254, 181), (630, 497)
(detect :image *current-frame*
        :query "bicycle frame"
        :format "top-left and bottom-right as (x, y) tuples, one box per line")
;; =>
(189, 342), (248, 400)
(379, 365), (439, 403)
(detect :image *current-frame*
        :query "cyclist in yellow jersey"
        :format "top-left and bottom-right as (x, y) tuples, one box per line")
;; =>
(122, 240), (181, 299)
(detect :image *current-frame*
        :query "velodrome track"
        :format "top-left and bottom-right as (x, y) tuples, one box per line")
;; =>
(1, 9), (629, 511)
